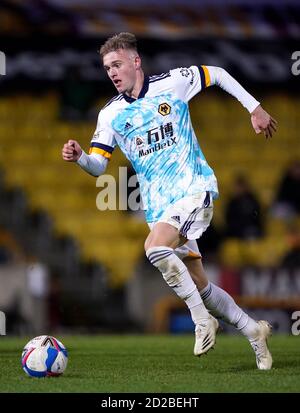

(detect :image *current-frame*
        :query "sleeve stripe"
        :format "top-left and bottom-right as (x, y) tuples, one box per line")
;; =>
(199, 66), (206, 90)
(90, 142), (114, 153)
(202, 65), (211, 87)
(199, 66), (211, 89)
(89, 147), (112, 159)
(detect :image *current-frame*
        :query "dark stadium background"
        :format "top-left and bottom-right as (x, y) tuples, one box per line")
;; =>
(0, 0), (299, 339)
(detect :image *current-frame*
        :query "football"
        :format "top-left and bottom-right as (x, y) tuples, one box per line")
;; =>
(21, 335), (68, 378)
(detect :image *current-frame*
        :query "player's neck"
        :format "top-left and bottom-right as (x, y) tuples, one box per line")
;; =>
(126, 70), (145, 100)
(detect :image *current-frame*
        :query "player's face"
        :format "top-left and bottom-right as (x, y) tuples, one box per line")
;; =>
(103, 49), (140, 94)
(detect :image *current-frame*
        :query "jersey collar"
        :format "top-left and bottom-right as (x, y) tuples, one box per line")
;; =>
(122, 76), (149, 104)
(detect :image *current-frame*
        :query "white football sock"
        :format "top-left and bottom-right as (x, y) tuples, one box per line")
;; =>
(200, 282), (258, 338)
(146, 246), (210, 324)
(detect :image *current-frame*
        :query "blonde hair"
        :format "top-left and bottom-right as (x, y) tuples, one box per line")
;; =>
(99, 32), (138, 59)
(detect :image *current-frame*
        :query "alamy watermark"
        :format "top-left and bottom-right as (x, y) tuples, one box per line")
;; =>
(0, 51), (6, 75)
(95, 166), (200, 212)
(0, 311), (6, 335)
(291, 311), (300, 336)
(96, 167), (142, 211)
(291, 51), (300, 76)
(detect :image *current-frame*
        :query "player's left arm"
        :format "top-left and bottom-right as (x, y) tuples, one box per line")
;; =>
(206, 66), (278, 139)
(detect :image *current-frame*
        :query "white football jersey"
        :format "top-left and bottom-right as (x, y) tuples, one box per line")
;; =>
(90, 65), (219, 223)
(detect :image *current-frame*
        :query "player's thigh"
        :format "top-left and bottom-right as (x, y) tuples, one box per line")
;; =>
(144, 222), (186, 251)
(183, 256), (208, 290)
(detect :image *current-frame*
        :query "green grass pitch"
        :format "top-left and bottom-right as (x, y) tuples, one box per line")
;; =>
(0, 334), (299, 393)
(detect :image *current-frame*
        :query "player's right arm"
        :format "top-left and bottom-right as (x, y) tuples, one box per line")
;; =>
(61, 109), (116, 177)
(62, 139), (109, 177)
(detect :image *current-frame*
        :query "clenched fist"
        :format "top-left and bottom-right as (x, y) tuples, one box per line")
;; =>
(62, 139), (82, 162)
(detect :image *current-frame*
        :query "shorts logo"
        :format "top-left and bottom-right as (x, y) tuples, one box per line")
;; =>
(171, 216), (181, 224)
(158, 103), (171, 116)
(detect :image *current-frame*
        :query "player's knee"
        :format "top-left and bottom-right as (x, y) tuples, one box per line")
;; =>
(146, 246), (173, 273)
(144, 234), (159, 251)
(144, 236), (161, 251)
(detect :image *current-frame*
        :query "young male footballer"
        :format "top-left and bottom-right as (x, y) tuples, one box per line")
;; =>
(62, 32), (277, 369)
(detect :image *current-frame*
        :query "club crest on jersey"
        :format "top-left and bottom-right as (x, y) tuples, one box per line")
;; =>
(158, 103), (171, 116)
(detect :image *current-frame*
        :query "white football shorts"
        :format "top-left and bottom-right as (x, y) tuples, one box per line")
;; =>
(148, 191), (213, 260)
